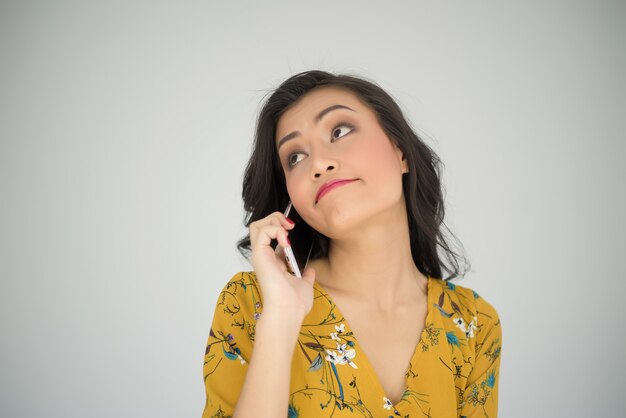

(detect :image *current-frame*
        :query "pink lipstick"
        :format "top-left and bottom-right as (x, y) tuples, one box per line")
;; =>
(315, 179), (357, 203)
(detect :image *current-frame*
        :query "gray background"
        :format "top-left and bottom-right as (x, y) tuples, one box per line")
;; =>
(1, 1), (624, 417)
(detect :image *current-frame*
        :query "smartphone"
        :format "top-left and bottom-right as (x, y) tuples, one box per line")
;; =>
(282, 201), (314, 278)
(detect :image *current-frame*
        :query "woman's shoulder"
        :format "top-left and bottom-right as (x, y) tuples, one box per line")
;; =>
(217, 271), (264, 322)
(430, 276), (501, 329)
(429, 276), (502, 365)
(220, 270), (259, 291)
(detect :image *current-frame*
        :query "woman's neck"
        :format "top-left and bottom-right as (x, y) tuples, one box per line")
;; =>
(308, 222), (427, 312)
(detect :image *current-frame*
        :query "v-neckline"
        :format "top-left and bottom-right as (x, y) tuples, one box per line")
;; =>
(312, 274), (435, 411)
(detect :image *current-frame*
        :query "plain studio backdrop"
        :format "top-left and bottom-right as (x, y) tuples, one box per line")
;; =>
(1, 1), (624, 417)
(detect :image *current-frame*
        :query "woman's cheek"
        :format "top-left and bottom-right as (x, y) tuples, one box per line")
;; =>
(286, 177), (306, 204)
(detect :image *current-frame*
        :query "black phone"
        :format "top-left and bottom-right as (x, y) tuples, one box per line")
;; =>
(283, 200), (315, 276)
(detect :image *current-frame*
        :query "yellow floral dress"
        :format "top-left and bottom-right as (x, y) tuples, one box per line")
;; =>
(202, 271), (502, 417)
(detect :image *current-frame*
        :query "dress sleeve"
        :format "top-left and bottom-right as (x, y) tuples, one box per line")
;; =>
(201, 272), (258, 418)
(460, 294), (502, 417)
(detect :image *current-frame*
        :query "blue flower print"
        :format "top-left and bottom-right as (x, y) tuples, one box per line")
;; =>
(446, 331), (460, 348)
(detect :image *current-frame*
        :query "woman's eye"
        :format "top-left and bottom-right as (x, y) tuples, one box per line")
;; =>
(287, 153), (304, 167)
(331, 123), (354, 140)
(287, 122), (355, 168)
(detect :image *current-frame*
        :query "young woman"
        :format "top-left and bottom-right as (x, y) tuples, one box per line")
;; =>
(202, 70), (502, 418)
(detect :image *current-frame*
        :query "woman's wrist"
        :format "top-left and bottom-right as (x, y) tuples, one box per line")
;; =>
(257, 305), (306, 335)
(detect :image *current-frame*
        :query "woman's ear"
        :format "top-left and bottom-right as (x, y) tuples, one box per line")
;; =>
(395, 144), (409, 174)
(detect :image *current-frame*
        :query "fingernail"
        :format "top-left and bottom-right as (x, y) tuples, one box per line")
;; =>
(286, 218), (295, 225)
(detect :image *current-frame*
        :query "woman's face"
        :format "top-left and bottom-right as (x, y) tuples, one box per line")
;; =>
(275, 86), (408, 239)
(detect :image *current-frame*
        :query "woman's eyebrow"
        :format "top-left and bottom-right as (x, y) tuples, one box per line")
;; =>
(276, 104), (355, 150)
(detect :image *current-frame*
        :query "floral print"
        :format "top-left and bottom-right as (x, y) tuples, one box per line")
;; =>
(202, 271), (502, 417)
(325, 340), (359, 369)
(453, 315), (478, 339)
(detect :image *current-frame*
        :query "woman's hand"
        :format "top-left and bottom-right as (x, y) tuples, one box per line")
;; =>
(249, 211), (316, 316)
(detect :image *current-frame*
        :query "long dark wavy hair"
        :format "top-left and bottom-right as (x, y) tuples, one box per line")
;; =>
(235, 70), (470, 281)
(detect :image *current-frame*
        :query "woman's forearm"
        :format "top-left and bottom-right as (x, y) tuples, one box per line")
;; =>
(233, 307), (305, 418)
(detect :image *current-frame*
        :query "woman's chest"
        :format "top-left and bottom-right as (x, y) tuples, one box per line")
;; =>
(333, 297), (428, 405)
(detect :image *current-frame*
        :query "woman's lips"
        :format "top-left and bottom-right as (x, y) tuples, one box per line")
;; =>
(316, 179), (357, 203)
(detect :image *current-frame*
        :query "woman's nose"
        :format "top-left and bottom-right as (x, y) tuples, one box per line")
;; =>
(313, 163), (335, 178)
(310, 152), (337, 178)
(308, 141), (339, 178)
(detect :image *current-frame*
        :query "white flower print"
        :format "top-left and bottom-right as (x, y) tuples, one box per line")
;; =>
(383, 397), (393, 410)
(453, 316), (467, 334)
(325, 341), (358, 368)
(466, 315), (477, 338)
(330, 323), (346, 341)
(325, 349), (340, 364)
